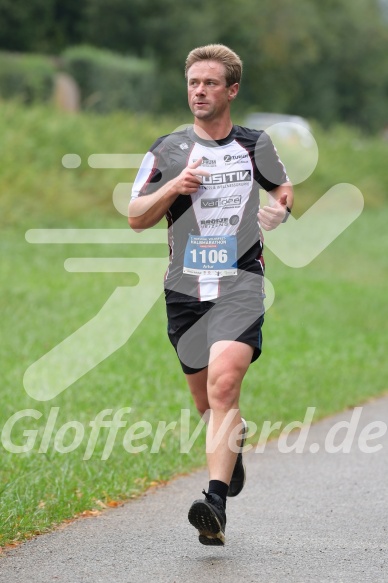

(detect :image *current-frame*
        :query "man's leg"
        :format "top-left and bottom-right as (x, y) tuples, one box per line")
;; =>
(185, 368), (209, 416)
(188, 340), (253, 546)
(206, 340), (253, 484)
(185, 342), (253, 481)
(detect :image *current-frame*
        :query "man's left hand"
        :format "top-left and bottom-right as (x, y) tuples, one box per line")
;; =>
(257, 193), (289, 231)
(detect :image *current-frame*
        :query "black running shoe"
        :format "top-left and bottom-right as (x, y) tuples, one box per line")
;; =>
(227, 418), (248, 498)
(188, 490), (226, 546)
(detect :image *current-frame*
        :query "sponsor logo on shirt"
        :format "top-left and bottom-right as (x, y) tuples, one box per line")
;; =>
(179, 143), (189, 150)
(224, 153), (249, 164)
(193, 156), (217, 167)
(200, 218), (229, 228)
(200, 216), (240, 229)
(202, 170), (251, 185)
(229, 215), (240, 226)
(201, 195), (242, 209)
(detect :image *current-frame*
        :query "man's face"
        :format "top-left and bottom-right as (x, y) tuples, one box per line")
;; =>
(187, 60), (239, 122)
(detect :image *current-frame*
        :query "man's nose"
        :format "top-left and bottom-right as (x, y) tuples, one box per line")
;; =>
(195, 82), (206, 95)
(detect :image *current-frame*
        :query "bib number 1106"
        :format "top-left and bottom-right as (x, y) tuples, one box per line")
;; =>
(190, 248), (228, 264)
(183, 235), (237, 276)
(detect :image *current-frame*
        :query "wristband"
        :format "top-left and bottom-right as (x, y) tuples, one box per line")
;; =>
(282, 205), (292, 223)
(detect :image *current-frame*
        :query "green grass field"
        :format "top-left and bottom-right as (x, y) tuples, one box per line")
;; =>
(0, 103), (387, 546)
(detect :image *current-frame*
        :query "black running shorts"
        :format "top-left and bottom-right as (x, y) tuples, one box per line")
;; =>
(166, 290), (265, 375)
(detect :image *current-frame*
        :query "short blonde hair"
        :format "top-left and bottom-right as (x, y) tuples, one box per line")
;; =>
(185, 44), (243, 86)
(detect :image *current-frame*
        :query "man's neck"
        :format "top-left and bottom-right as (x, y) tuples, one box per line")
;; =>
(193, 118), (234, 141)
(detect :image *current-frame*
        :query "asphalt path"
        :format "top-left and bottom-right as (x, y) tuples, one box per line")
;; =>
(1, 397), (387, 583)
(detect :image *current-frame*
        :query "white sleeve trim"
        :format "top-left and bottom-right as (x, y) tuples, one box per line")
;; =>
(131, 151), (156, 200)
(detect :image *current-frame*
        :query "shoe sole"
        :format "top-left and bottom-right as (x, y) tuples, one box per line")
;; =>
(188, 500), (225, 546)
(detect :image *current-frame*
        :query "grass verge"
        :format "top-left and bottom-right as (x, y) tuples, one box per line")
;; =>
(0, 103), (387, 545)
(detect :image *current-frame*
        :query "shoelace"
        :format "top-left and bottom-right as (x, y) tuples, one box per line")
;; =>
(202, 489), (212, 501)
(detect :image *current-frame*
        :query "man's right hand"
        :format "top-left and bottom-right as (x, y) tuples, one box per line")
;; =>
(173, 158), (210, 195)
(129, 158), (211, 230)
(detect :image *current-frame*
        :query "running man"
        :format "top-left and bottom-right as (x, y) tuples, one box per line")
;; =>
(129, 44), (293, 546)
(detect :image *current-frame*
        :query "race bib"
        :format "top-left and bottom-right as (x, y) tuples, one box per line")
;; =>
(183, 235), (237, 276)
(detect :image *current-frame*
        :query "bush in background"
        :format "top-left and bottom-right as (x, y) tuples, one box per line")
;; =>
(61, 45), (157, 114)
(0, 52), (55, 103)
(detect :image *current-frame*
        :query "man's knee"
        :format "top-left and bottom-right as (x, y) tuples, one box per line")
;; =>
(207, 371), (241, 411)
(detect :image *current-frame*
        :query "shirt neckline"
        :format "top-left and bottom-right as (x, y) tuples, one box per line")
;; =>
(188, 125), (237, 147)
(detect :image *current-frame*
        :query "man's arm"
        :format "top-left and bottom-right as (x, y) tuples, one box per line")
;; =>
(252, 129), (294, 231)
(128, 180), (180, 231)
(257, 182), (294, 231)
(128, 158), (209, 231)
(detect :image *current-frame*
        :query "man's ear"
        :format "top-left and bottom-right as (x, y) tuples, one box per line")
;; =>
(228, 83), (239, 101)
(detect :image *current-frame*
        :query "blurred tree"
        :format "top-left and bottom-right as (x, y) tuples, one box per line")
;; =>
(0, 0), (386, 130)
(51, 0), (85, 51)
(143, 0), (220, 109)
(210, 0), (388, 131)
(82, 0), (220, 108)
(211, 0), (322, 113)
(0, 0), (84, 53)
(0, 0), (53, 52)
(294, 0), (388, 130)
(83, 0), (150, 56)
